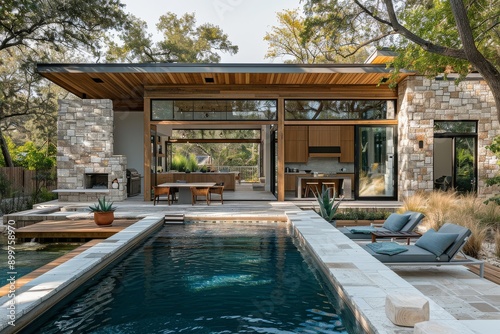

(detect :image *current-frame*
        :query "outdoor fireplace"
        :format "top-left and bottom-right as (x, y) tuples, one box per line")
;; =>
(85, 173), (109, 189)
(56, 99), (127, 202)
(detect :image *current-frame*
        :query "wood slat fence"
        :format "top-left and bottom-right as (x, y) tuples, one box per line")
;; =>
(0, 167), (55, 195)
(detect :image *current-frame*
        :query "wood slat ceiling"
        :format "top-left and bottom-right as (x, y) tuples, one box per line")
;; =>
(37, 63), (411, 111)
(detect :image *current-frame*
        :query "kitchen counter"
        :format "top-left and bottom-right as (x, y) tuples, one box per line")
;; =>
(297, 175), (352, 199)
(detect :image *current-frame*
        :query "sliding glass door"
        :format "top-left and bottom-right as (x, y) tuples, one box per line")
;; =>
(357, 126), (396, 199)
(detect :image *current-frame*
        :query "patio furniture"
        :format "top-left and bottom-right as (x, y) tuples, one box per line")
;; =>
(338, 211), (425, 240)
(322, 182), (336, 198)
(158, 182), (215, 204)
(153, 186), (174, 206)
(434, 175), (452, 191)
(371, 230), (421, 245)
(362, 222), (485, 278)
(303, 182), (319, 197)
(209, 182), (224, 204)
(190, 186), (211, 205)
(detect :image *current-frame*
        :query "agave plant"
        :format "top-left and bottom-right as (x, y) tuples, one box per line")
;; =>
(313, 185), (343, 223)
(89, 196), (116, 212)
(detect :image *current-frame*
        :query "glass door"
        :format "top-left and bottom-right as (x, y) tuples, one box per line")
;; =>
(434, 121), (477, 193)
(357, 126), (396, 199)
(455, 137), (476, 192)
(150, 124), (158, 200)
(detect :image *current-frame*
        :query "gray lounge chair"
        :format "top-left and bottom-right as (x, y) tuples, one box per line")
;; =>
(338, 211), (425, 240)
(362, 222), (484, 277)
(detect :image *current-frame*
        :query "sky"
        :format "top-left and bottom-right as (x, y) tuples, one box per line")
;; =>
(120, 0), (303, 63)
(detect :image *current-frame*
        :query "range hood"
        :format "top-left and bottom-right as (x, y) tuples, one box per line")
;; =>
(308, 146), (341, 158)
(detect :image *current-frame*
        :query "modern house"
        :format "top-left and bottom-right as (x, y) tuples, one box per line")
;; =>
(37, 51), (500, 202)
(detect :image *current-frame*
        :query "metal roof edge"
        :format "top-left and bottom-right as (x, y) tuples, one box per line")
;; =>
(36, 62), (407, 74)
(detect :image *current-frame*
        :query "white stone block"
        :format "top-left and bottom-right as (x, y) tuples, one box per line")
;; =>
(385, 293), (429, 327)
(414, 320), (475, 334)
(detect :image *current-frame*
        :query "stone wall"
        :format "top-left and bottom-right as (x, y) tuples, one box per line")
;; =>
(397, 76), (499, 199)
(56, 99), (127, 202)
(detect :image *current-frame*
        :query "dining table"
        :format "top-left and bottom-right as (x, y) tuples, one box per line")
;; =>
(158, 182), (216, 204)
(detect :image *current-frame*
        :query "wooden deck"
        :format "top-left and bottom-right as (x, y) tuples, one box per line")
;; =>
(15, 219), (138, 241)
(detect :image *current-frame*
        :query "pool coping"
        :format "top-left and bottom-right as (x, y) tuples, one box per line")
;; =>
(0, 215), (165, 333)
(0, 209), (494, 333)
(285, 209), (483, 334)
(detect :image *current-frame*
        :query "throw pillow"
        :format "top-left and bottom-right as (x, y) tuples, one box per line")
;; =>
(415, 229), (459, 256)
(366, 242), (408, 255)
(382, 213), (411, 232)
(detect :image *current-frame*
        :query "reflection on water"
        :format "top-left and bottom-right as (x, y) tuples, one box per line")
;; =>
(0, 236), (80, 283)
(37, 221), (360, 333)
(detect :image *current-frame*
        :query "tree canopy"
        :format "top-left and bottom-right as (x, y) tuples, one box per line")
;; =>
(302, 0), (500, 120)
(105, 12), (238, 63)
(0, 2), (239, 167)
(0, 0), (130, 56)
(264, 8), (369, 63)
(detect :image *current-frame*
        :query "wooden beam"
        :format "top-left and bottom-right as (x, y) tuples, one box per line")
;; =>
(144, 98), (151, 201)
(277, 98), (285, 201)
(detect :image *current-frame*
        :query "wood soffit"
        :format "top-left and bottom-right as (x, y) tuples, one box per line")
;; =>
(36, 63), (411, 111)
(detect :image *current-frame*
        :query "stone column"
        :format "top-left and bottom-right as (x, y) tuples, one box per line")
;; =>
(397, 76), (499, 199)
(57, 99), (128, 202)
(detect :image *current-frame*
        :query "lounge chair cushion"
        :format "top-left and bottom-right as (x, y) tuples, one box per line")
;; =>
(415, 229), (459, 256)
(338, 226), (392, 240)
(366, 242), (408, 255)
(348, 226), (377, 234)
(364, 244), (447, 262)
(382, 213), (411, 232)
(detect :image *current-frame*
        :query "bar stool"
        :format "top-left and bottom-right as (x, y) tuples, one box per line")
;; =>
(304, 182), (319, 197)
(322, 182), (336, 198)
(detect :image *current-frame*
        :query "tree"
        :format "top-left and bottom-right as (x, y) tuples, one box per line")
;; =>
(0, 47), (74, 167)
(106, 12), (238, 63)
(264, 8), (369, 63)
(486, 137), (500, 203)
(0, 0), (132, 166)
(0, 0), (130, 56)
(303, 0), (500, 120)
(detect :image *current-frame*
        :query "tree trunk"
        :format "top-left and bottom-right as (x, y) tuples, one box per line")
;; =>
(0, 127), (14, 167)
(449, 0), (500, 123)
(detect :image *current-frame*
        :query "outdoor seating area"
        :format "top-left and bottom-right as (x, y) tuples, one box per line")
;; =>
(190, 186), (211, 205)
(337, 211), (425, 240)
(361, 222), (485, 278)
(2, 198), (499, 334)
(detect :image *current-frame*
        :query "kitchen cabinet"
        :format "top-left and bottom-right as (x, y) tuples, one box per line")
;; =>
(309, 126), (341, 147)
(285, 126), (308, 163)
(340, 126), (354, 162)
(285, 173), (307, 192)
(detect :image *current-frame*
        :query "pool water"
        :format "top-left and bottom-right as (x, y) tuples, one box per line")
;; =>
(36, 221), (358, 333)
(0, 238), (80, 284)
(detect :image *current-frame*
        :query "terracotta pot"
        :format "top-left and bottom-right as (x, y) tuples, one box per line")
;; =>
(93, 211), (114, 226)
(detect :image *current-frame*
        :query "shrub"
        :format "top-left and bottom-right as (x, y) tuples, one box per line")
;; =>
(313, 185), (342, 222)
(171, 153), (199, 172)
(333, 208), (390, 221)
(0, 192), (33, 215)
(495, 230), (500, 258)
(460, 216), (488, 258)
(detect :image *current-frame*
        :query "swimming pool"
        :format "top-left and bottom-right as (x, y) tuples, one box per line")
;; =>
(34, 221), (361, 333)
(0, 237), (80, 286)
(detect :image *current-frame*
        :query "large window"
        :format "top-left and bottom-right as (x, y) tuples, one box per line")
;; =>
(152, 100), (277, 121)
(285, 100), (395, 120)
(358, 126), (396, 198)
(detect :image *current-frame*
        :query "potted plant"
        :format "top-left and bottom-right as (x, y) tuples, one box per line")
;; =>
(313, 185), (343, 227)
(89, 196), (116, 226)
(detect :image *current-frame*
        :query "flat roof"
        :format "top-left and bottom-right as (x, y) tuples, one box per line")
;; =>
(37, 63), (412, 111)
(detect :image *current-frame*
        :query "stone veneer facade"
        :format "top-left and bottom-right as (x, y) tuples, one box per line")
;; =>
(56, 99), (127, 202)
(397, 75), (500, 200)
